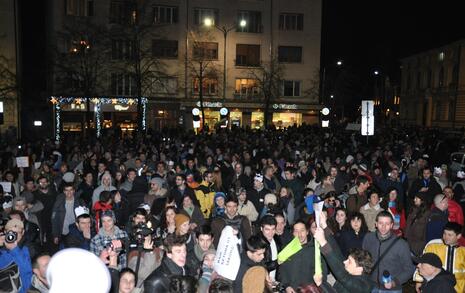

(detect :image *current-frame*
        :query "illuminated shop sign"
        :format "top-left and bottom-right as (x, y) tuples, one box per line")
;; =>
(272, 104), (298, 110)
(196, 101), (223, 108)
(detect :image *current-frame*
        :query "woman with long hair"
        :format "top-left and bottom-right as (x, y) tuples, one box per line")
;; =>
(154, 206), (177, 243)
(337, 212), (368, 257)
(381, 187), (406, 237)
(405, 192), (431, 256)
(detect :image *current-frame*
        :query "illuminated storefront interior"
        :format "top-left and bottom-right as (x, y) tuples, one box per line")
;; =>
(272, 112), (302, 129)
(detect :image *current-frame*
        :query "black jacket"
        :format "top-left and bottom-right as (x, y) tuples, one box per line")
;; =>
(234, 253), (265, 293)
(420, 269), (456, 293)
(126, 176), (148, 214)
(247, 187), (271, 212)
(144, 256), (186, 292)
(261, 234), (281, 273)
(320, 227), (375, 293)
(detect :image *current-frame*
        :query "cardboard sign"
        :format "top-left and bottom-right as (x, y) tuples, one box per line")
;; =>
(0, 182), (12, 193)
(34, 162), (42, 169)
(16, 156), (29, 168)
(213, 226), (241, 280)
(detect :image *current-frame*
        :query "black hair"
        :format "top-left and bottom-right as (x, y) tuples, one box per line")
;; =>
(443, 222), (463, 235)
(293, 219), (309, 231)
(32, 252), (51, 270)
(208, 279), (233, 293)
(126, 168), (137, 175)
(195, 224), (214, 239)
(348, 248), (373, 274)
(99, 190), (112, 203)
(260, 215), (277, 227)
(63, 182), (75, 190)
(164, 234), (186, 253)
(9, 210), (26, 222)
(348, 212), (368, 234)
(356, 175), (370, 186)
(245, 235), (267, 252)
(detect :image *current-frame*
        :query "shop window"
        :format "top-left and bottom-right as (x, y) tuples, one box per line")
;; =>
(282, 80), (301, 96)
(67, 0), (93, 16)
(194, 8), (219, 26)
(237, 11), (262, 33)
(153, 6), (179, 24)
(272, 112), (302, 128)
(230, 111), (243, 127)
(278, 46), (302, 63)
(111, 73), (136, 96)
(235, 78), (260, 98)
(192, 78), (218, 95)
(236, 44), (260, 67)
(193, 42), (218, 60)
(149, 77), (177, 95)
(279, 13), (303, 31)
(251, 112), (264, 129)
(152, 40), (178, 58)
(111, 39), (135, 60)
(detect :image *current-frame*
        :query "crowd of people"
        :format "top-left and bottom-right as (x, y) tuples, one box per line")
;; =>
(0, 124), (464, 293)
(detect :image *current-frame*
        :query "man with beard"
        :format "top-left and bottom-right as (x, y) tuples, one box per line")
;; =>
(33, 176), (57, 252)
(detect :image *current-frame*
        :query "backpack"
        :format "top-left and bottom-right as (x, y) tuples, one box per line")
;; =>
(0, 261), (21, 293)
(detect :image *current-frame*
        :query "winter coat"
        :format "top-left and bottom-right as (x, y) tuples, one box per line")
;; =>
(0, 246), (32, 293)
(426, 207), (448, 243)
(238, 200), (259, 224)
(408, 177), (442, 205)
(211, 214), (251, 248)
(362, 232), (415, 290)
(320, 228), (375, 293)
(246, 187), (271, 213)
(447, 199), (464, 225)
(346, 186), (367, 214)
(420, 269), (456, 293)
(51, 194), (84, 238)
(170, 186), (198, 209)
(194, 181), (215, 218)
(126, 176), (148, 215)
(279, 239), (328, 290)
(284, 179), (305, 205)
(337, 229), (366, 257)
(405, 207), (430, 256)
(62, 223), (93, 250)
(144, 256), (187, 292)
(179, 205), (206, 227)
(360, 203), (383, 232)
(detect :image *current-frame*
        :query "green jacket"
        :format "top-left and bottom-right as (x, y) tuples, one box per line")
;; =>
(320, 228), (375, 293)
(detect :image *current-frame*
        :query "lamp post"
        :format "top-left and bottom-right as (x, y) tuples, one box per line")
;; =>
(204, 18), (246, 101)
(321, 60), (343, 119)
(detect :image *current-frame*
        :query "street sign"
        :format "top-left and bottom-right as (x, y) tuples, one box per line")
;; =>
(361, 100), (374, 136)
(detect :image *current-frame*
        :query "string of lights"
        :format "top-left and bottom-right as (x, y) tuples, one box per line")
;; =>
(49, 96), (148, 141)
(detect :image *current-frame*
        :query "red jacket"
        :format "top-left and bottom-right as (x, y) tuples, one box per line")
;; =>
(448, 199), (464, 226)
(93, 201), (113, 232)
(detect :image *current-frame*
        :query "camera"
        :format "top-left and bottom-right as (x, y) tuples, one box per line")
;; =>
(129, 223), (155, 250)
(0, 230), (18, 244)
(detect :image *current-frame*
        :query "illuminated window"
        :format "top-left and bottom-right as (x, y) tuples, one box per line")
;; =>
(235, 79), (260, 98)
(192, 78), (218, 95)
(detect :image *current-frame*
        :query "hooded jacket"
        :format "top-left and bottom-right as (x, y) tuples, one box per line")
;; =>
(92, 173), (116, 205)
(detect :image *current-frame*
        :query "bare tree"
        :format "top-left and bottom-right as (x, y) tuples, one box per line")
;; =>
(53, 19), (111, 130)
(186, 30), (222, 130)
(109, 0), (168, 135)
(247, 55), (284, 127)
(0, 55), (17, 97)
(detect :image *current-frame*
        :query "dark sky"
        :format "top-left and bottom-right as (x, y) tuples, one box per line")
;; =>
(322, 1), (465, 84)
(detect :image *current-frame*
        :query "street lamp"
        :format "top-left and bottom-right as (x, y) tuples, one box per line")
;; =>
(204, 18), (246, 101)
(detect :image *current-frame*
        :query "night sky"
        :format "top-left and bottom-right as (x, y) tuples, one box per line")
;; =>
(322, 0), (465, 84)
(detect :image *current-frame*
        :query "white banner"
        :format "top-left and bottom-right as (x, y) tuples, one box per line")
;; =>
(361, 100), (374, 136)
(16, 156), (29, 168)
(213, 226), (241, 280)
(0, 182), (12, 193)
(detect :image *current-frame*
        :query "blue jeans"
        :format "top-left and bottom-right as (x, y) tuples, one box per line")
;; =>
(371, 289), (402, 293)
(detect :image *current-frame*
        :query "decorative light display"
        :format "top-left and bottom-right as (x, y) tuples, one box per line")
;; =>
(49, 96), (148, 141)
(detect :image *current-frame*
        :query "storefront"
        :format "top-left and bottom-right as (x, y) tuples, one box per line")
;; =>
(50, 96), (147, 141)
(181, 101), (320, 130)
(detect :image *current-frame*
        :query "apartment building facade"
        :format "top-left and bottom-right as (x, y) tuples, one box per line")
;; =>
(48, 0), (322, 135)
(0, 0), (20, 137)
(400, 40), (465, 128)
